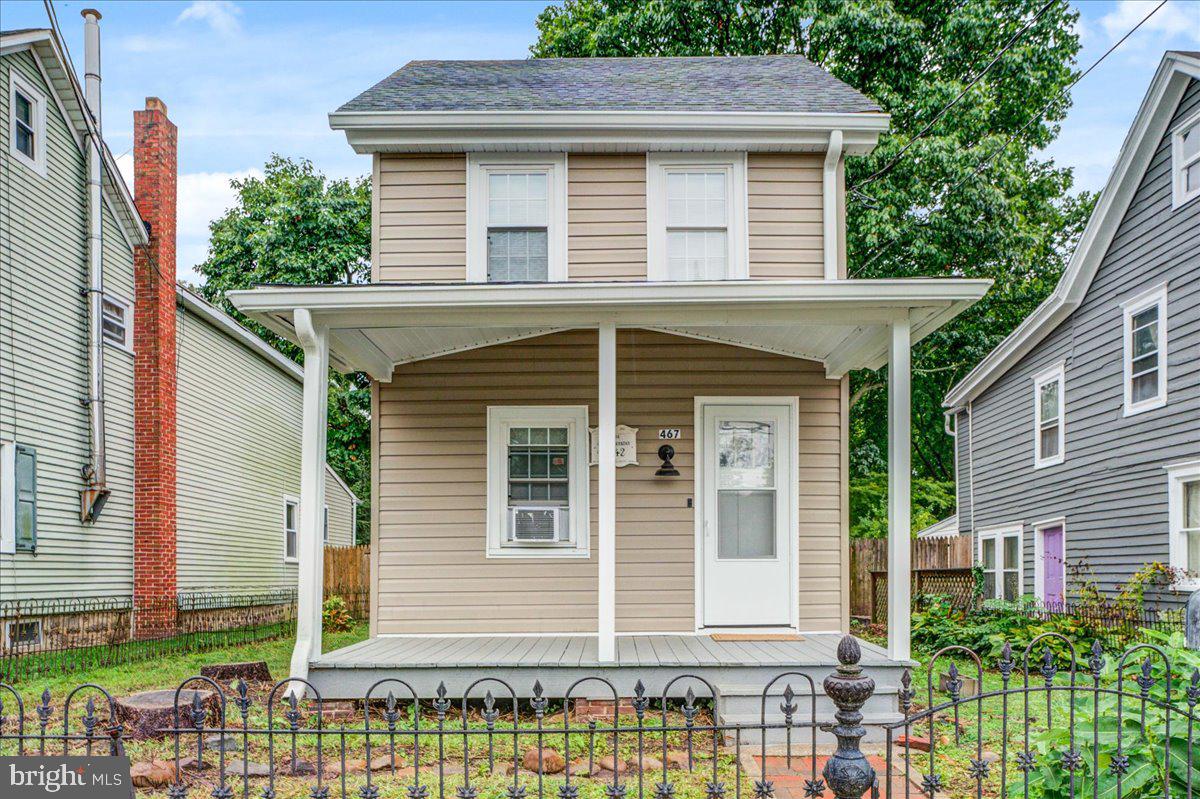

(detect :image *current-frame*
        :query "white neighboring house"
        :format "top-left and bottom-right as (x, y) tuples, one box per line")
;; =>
(0, 21), (357, 649)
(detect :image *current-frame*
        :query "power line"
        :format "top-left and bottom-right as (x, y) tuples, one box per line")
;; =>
(852, 0), (1168, 275)
(852, 0), (1060, 192)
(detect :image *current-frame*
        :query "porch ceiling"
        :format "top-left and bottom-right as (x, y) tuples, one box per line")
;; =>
(228, 279), (991, 381)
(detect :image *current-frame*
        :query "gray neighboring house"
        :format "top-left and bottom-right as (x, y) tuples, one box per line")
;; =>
(943, 51), (1200, 608)
(0, 20), (357, 644)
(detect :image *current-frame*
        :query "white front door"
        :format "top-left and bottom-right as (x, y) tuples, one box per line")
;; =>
(700, 402), (794, 627)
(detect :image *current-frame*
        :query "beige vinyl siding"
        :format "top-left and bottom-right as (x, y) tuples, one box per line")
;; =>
(567, 154), (647, 281)
(175, 308), (306, 590)
(0, 50), (136, 600)
(747, 153), (824, 279)
(324, 473), (356, 547)
(375, 329), (845, 634)
(376, 154), (466, 282)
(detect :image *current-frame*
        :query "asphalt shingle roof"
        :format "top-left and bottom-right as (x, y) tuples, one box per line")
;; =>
(337, 57), (881, 114)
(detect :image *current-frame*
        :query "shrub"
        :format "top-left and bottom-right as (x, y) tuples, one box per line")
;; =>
(322, 596), (354, 632)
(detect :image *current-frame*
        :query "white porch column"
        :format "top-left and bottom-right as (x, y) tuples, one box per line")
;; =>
(887, 314), (912, 661)
(290, 309), (330, 689)
(597, 323), (616, 662)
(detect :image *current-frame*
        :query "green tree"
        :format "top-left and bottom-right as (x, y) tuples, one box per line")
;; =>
(196, 155), (373, 544)
(533, 0), (1094, 485)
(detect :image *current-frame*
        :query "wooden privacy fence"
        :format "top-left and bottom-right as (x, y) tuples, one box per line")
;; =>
(324, 545), (370, 619)
(849, 535), (972, 619)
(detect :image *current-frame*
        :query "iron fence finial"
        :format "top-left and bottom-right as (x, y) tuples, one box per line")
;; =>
(821, 635), (877, 799)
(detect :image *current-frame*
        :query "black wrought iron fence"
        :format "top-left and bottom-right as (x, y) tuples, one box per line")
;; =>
(0, 590), (298, 683)
(1, 635), (1197, 798)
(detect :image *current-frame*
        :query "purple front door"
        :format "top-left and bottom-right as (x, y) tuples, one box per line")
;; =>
(1041, 526), (1065, 607)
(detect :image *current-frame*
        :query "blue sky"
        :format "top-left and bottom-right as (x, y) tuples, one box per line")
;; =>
(3, 0), (1198, 279)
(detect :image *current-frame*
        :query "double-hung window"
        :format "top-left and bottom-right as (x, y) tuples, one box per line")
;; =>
(467, 154), (567, 282)
(1032, 363), (1065, 468)
(9, 73), (46, 175)
(486, 406), (589, 558)
(283, 499), (299, 561)
(102, 295), (133, 352)
(0, 442), (37, 554)
(1122, 285), (1168, 415)
(979, 526), (1022, 602)
(647, 153), (747, 281)
(1172, 109), (1200, 207)
(1167, 462), (1200, 590)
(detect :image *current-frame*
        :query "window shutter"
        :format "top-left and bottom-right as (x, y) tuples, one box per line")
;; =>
(14, 445), (36, 552)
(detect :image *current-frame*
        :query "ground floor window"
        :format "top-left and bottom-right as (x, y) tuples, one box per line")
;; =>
(1167, 461), (1200, 589)
(979, 525), (1022, 602)
(486, 406), (589, 558)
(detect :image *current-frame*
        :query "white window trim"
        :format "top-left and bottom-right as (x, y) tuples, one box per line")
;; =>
(977, 523), (1023, 602)
(283, 496), (299, 563)
(3, 618), (43, 651)
(322, 504), (330, 545)
(1031, 516), (1067, 604)
(466, 153), (568, 283)
(486, 405), (590, 559)
(646, 152), (748, 282)
(1171, 107), (1200, 209)
(8, 71), (47, 177)
(1121, 283), (1168, 416)
(1166, 460), (1200, 591)
(1032, 362), (1065, 469)
(102, 293), (134, 353)
(0, 441), (14, 555)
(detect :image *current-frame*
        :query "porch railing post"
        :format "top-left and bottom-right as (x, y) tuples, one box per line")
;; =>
(822, 635), (877, 799)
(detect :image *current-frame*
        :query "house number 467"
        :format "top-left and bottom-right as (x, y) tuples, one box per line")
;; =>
(657, 429), (682, 440)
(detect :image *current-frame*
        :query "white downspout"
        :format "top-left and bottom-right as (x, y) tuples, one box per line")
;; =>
(81, 8), (109, 522)
(822, 130), (844, 281)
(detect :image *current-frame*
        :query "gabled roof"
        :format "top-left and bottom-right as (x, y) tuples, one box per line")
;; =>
(338, 57), (881, 114)
(916, 515), (960, 540)
(0, 28), (148, 248)
(944, 51), (1200, 410)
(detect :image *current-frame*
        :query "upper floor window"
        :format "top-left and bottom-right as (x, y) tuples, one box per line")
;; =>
(1172, 109), (1200, 208)
(467, 154), (566, 283)
(1032, 363), (1064, 468)
(647, 153), (747, 281)
(102, 295), (133, 352)
(1167, 461), (1200, 591)
(1121, 284), (1167, 416)
(9, 73), (47, 176)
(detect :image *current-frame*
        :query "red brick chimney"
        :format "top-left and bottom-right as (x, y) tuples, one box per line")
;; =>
(132, 96), (178, 639)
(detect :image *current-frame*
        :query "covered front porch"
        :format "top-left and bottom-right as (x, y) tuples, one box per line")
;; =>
(229, 279), (989, 686)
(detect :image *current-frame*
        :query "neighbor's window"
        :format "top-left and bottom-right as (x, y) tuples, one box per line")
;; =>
(9, 73), (46, 174)
(1122, 285), (1168, 415)
(3, 619), (42, 652)
(467, 154), (566, 282)
(0, 443), (37, 554)
(1167, 463), (1200, 589)
(486, 406), (588, 557)
(101, 295), (133, 351)
(648, 153), (746, 281)
(284, 499), (299, 561)
(322, 505), (329, 545)
(979, 527), (1022, 602)
(1033, 363), (1065, 468)
(1172, 110), (1200, 207)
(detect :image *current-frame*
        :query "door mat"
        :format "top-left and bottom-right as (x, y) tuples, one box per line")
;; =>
(709, 633), (805, 641)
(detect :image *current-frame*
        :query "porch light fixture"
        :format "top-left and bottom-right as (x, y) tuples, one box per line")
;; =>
(655, 444), (680, 477)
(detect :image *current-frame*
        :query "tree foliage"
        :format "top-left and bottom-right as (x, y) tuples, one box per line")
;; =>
(196, 156), (372, 543)
(533, 0), (1095, 484)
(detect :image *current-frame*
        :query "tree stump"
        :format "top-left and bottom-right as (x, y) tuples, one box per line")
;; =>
(115, 689), (217, 740)
(200, 661), (273, 683)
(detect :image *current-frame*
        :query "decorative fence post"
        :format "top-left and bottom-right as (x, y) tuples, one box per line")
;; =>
(1188, 589), (1200, 650)
(822, 635), (877, 799)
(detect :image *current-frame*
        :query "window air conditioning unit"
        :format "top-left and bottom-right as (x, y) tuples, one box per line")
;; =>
(509, 506), (568, 542)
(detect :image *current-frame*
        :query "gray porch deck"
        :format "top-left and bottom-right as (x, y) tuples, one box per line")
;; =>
(308, 634), (909, 705)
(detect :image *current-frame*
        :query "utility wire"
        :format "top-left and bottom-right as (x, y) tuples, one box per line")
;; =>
(853, 0), (1168, 275)
(852, 0), (1060, 192)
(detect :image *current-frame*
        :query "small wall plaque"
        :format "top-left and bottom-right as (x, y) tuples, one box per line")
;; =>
(589, 425), (639, 467)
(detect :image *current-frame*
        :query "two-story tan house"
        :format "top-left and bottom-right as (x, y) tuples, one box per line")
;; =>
(230, 57), (990, 709)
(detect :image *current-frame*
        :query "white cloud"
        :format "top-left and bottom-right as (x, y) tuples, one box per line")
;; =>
(177, 1), (243, 37)
(1099, 0), (1200, 44)
(176, 169), (261, 279)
